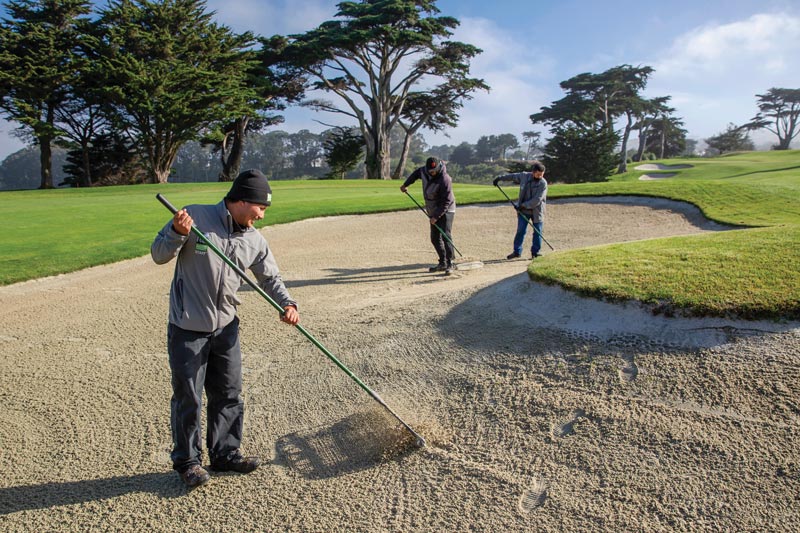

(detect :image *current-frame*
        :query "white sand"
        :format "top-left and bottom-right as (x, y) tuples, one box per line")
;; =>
(635, 163), (694, 171)
(639, 172), (677, 180)
(1, 198), (798, 532)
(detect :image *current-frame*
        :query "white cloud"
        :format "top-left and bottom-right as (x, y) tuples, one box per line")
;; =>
(657, 13), (800, 78)
(425, 17), (555, 146)
(648, 12), (800, 139)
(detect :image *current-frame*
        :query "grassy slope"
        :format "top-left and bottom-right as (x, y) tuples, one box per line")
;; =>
(532, 150), (800, 319)
(0, 150), (797, 319)
(0, 181), (493, 284)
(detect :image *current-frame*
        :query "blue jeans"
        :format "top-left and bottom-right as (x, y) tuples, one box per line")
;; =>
(513, 213), (543, 256)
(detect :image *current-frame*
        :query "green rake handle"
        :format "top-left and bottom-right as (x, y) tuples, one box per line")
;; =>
(156, 194), (425, 447)
(403, 191), (463, 257)
(494, 184), (555, 251)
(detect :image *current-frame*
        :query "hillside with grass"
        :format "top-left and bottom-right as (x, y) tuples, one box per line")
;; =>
(0, 150), (797, 319)
(534, 150), (800, 319)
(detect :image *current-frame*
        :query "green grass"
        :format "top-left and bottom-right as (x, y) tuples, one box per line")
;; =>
(530, 227), (799, 319)
(0, 180), (494, 284)
(531, 150), (800, 319)
(1, 150), (798, 320)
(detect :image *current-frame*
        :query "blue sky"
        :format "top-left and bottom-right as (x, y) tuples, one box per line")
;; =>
(1, 0), (798, 159)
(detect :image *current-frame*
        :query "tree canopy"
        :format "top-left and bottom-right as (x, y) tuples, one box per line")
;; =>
(94, 0), (261, 183)
(280, 0), (484, 179)
(743, 88), (800, 150)
(322, 127), (365, 179)
(531, 64), (659, 176)
(0, 0), (93, 188)
(705, 124), (755, 155)
(201, 35), (306, 182)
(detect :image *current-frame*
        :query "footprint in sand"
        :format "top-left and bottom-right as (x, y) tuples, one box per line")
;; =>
(551, 408), (585, 438)
(618, 355), (639, 383)
(519, 477), (548, 513)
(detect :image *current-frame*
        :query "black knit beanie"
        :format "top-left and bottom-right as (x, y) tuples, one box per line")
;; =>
(426, 157), (443, 174)
(226, 169), (272, 206)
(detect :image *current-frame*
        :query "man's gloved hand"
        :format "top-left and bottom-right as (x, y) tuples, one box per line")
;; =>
(492, 177), (500, 186)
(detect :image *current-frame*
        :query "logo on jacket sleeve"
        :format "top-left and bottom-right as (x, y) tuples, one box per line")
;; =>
(195, 233), (210, 255)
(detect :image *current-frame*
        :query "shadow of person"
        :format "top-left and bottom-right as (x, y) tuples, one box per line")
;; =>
(0, 471), (184, 515)
(236, 263), (432, 290)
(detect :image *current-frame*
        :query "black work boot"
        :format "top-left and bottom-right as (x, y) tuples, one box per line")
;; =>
(179, 464), (211, 488)
(210, 452), (261, 474)
(506, 251), (520, 260)
(429, 262), (446, 272)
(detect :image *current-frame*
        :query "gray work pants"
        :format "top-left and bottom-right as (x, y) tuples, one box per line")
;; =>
(167, 316), (243, 472)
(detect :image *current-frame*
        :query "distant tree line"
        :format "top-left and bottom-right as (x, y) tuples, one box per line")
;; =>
(0, 124), (548, 189)
(1, 1), (795, 190)
(0, 126), (426, 190)
(0, 0), (487, 188)
(702, 88), (800, 155)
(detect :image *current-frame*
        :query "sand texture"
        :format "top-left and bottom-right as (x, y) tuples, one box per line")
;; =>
(1, 198), (798, 532)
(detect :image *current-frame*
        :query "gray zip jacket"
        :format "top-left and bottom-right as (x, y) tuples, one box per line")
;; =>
(151, 200), (296, 333)
(496, 172), (547, 223)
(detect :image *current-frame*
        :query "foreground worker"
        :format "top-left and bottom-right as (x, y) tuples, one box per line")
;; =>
(151, 169), (300, 488)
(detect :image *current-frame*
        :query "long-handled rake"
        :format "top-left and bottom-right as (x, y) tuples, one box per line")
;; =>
(495, 184), (555, 251)
(404, 191), (484, 271)
(156, 194), (426, 448)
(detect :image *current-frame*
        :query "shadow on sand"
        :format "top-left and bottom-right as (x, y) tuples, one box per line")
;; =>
(438, 273), (799, 353)
(0, 472), (184, 515)
(236, 263), (434, 290)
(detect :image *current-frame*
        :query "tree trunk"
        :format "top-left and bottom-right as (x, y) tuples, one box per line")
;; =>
(392, 128), (413, 179)
(365, 127), (391, 179)
(776, 123), (792, 149)
(81, 139), (92, 187)
(635, 123), (649, 162)
(616, 113), (633, 174)
(148, 137), (180, 184)
(153, 150), (172, 183)
(38, 135), (53, 189)
(38, 107), (55, 189)
(219, 117), (249, 181)
(154, 168), (170, 184)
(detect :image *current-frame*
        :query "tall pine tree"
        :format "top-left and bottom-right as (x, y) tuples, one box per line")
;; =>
(95, 0), (259, 183)
(0, 0), (92, 189)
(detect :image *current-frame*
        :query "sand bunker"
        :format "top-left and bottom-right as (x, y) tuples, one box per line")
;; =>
(1, 198), (798, 532)
(635, 163), (693, 171)
(639, 172), (677, 180)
